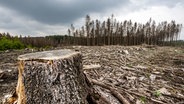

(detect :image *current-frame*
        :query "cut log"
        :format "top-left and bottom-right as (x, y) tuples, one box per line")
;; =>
(83, 64), (101, 70)
(16, 49), (90, 104)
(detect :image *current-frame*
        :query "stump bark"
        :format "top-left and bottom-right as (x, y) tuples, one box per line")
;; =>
(16, 49), (90, 104)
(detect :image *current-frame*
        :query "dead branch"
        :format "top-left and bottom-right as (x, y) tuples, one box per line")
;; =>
(90, 79), (130, 104)
(83, 64), (101, 70)
(118, 87), (168, 104)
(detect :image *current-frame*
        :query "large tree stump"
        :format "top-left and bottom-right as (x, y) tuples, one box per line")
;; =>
(16, 49), (90, 104)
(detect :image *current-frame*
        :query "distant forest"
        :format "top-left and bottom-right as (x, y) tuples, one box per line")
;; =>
(0, 15), (183, 49)
(68, 15), (182, 46)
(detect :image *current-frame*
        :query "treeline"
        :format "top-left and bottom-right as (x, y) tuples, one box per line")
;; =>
(0, 15), (182, 50)
(165, 40), (184, 47)
(20, 35), (73, 47)
(68, 15), (182, 46)
(0, 33), (73, 49)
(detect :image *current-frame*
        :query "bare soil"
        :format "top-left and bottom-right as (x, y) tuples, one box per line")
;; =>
(0, 45), (184, 104)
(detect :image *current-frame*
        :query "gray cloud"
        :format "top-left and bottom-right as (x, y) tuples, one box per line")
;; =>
(0, 0), (183, 39)
(148, 0), (183, 7)
(128, 0), (183, 13)
(0, 0), (129, 25)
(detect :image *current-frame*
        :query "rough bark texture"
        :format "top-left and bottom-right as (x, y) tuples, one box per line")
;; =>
(17, 50), (90, 104)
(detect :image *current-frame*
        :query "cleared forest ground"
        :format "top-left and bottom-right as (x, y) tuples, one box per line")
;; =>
(0, 45), (184, 104)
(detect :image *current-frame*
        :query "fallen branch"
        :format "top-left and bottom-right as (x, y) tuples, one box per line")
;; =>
(83, 64), (101, 70)
(92, 80), (168, 104)
(0, 72), (4, 79)
(90, 79), (130, 104)
(162, 93), (184, 101)
(98, 93), (112, 104)
(145, 87), (184, 101)
(118, 87), (167, 104)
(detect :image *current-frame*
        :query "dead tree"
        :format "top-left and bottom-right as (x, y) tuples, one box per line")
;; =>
(86, 15), (91, 46)
(16, 50), (91, 104)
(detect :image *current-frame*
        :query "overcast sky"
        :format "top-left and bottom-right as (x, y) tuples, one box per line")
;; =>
(0, 0), (183, 39)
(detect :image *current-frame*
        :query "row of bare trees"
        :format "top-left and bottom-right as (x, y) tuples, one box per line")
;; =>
(68, 15), (182, 46)
(0, 15), (182, 47)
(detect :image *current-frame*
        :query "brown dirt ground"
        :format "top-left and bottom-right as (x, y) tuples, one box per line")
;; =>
(0, 45), (184, 104)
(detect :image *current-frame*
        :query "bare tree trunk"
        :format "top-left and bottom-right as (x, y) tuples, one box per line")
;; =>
(16, 50), (90, 104)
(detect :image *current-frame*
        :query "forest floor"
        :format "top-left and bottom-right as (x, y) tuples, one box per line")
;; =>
(0, 45), (184, 104)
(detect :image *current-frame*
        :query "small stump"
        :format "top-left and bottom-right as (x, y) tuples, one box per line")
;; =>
(16, 49), (90, 104)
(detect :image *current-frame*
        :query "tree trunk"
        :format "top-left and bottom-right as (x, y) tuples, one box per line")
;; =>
(16, 50), (90, 104)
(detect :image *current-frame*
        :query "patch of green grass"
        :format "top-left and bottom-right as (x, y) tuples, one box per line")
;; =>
(140, 96), (147, 104)
(44, 45), (51, 49)
(144, 73), (150, 78)
(127, 64), (133, 68)
(153, 90), (162, 97)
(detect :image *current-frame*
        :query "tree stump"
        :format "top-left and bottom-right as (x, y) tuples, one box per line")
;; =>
(16, 49), (90, 104)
